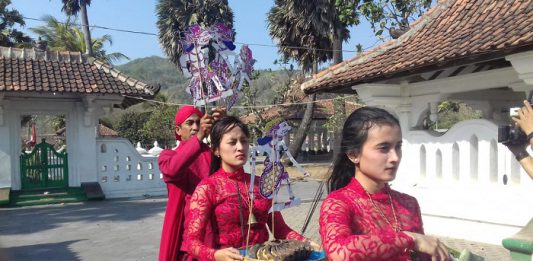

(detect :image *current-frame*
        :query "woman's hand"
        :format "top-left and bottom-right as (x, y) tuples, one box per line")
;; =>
(214, 247), (244, 261)
(403, 232), (451, 261)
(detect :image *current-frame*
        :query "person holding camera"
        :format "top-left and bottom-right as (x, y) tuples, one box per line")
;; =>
(505, 100), (533, 180)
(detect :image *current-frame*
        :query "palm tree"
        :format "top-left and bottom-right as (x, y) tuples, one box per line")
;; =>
(156, 0), (234, 69)
(0, 0), (32, 47)
(267, 0), (349, 160)
(60, 0), (92, 56)
(30, 15), (129, 64)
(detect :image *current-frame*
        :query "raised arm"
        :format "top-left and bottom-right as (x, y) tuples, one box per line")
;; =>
(319, 197), (414, 261)
(158, 138), (203, 183)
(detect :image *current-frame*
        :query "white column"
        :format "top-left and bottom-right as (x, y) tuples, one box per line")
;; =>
(308, 131), (315, 153)
(506, 51), (533, 85)
(0, 102), (12, 189)
(72, 103), (98, 185)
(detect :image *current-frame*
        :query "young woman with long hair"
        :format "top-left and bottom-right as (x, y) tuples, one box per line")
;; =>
(184, 116), (312, 261)
(319, 107), (450, 261)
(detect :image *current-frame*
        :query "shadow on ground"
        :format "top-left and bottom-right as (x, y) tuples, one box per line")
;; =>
(0, 198), (166, 236)
(2, 240), (83, 261)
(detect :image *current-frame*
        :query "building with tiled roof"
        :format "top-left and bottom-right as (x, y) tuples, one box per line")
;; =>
(302, 0), (533, 94)
(0, 46), (159, 108)
(302, 0), (533, 246)
(0, 46), (161, 204)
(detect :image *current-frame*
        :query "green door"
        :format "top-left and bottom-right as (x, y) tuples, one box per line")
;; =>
(20, 139), (69, 190)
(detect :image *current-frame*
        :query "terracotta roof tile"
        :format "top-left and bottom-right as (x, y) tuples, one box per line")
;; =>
(302, 0), (533, 94)
(0, 47), (159, 101)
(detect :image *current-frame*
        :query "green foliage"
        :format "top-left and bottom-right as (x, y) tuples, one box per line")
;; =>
(60, 0), (91, 16)
(107, 56), (294, 146)
(116, 56), (193, 104)
(156, 0), (234, 68)
(430, 102), (482, 130)
(238, 68), (296, 139)
(142, 104), (177, 149)
(324, 95), (360, 132)
(30, 15), (128, 64)
(267, 0), (348, 72)
(0, 0), (33, 47)
(335, 0), (432, 38)
(50, 116), (66, 131)
(115, 111), (151, 147)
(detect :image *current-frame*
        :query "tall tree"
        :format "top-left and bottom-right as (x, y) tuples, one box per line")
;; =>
(60, 0), (92, 55)
(336, 0), (432, 39)
(0, 0), (32, 47)
(30, 15), (129, 64)
(267, 0), (349, 160)
(156, 0), (234, 69)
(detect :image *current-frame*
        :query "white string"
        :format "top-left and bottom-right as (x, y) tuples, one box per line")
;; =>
(122, 94), (357, 109)
(23, 16), (381, 53)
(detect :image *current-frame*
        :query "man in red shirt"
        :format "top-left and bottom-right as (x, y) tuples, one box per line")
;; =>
(158, 105), (225, 261)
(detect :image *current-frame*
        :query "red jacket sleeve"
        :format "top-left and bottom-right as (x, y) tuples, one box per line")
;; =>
(158, 138), (203, 183)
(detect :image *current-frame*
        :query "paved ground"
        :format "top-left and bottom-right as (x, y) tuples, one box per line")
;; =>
(0, 179), (514, 261)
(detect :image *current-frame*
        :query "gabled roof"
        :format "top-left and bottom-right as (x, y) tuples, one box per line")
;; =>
(0, 47), (159, 108)
(302, 0), (533, 94)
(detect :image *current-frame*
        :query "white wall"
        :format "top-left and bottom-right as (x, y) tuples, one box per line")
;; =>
(96, 138), (167, 198)
(394, 119), (533, 245)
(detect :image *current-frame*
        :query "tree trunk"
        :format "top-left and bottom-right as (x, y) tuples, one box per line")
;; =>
(288, 59), (318, 162)
(288, 93), (316, 161)
(332, 28), (343, 64)
(332, 25), (344, 161)
(80, 1), (93, 56)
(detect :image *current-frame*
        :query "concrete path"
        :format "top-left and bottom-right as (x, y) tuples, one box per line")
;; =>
(0, 180), (513, 261)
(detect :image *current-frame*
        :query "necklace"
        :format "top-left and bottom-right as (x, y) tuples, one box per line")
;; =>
(364, 189), (401, 232)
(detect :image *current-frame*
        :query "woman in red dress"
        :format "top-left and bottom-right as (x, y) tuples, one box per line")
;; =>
(319, 107), (450, 261)
(184, 116), (311, 261)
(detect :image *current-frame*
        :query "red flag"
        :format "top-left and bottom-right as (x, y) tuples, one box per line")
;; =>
(26, 124), (36, 147)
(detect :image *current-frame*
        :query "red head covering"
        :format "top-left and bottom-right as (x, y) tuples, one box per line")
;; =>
(174, 105), (204, 140)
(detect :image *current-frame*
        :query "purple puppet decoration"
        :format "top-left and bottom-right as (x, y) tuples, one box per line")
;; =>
(178, 23), (255, 109)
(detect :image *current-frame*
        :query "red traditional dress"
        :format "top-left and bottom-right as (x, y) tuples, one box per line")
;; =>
(184, 167), (305, 261)
(158, 137), (213, 261)
(319, 178), (430, 261)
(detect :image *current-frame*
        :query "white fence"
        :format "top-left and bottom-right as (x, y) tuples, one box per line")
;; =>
(396, 119), (533, 244)
(96, 138), (167, 198)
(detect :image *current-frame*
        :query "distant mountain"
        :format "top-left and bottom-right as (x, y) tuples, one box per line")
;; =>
(117, 56), (186, 89)
(116, 56), (192, 104)
(116, 56), (293, 108)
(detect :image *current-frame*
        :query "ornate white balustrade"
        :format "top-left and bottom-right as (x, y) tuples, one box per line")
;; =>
(96, 138), (167, 198)
(396, 119), (533, 244)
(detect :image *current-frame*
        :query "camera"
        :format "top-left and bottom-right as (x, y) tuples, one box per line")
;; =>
(498, 91), (533, 145)
(498, 125), (526, 145)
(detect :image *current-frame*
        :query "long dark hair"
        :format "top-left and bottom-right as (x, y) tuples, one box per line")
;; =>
(328, 107), (400, 192)
(209, 116), (250, 175)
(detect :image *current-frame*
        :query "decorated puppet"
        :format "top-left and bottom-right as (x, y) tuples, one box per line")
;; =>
(178, 23), (256, 110)
(226, 45), (256, 110)
(252, 117), (309, 212)
(179, 24), (232, 106)
(209, 23), (237, 89)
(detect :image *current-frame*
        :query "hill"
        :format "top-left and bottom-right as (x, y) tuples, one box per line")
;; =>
(116, 56), (293, 108)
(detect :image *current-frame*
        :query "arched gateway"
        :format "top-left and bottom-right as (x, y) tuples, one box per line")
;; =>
(0, 46), (159, 205)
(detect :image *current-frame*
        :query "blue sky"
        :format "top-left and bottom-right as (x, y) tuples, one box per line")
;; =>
(12, 0), (378, 70)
